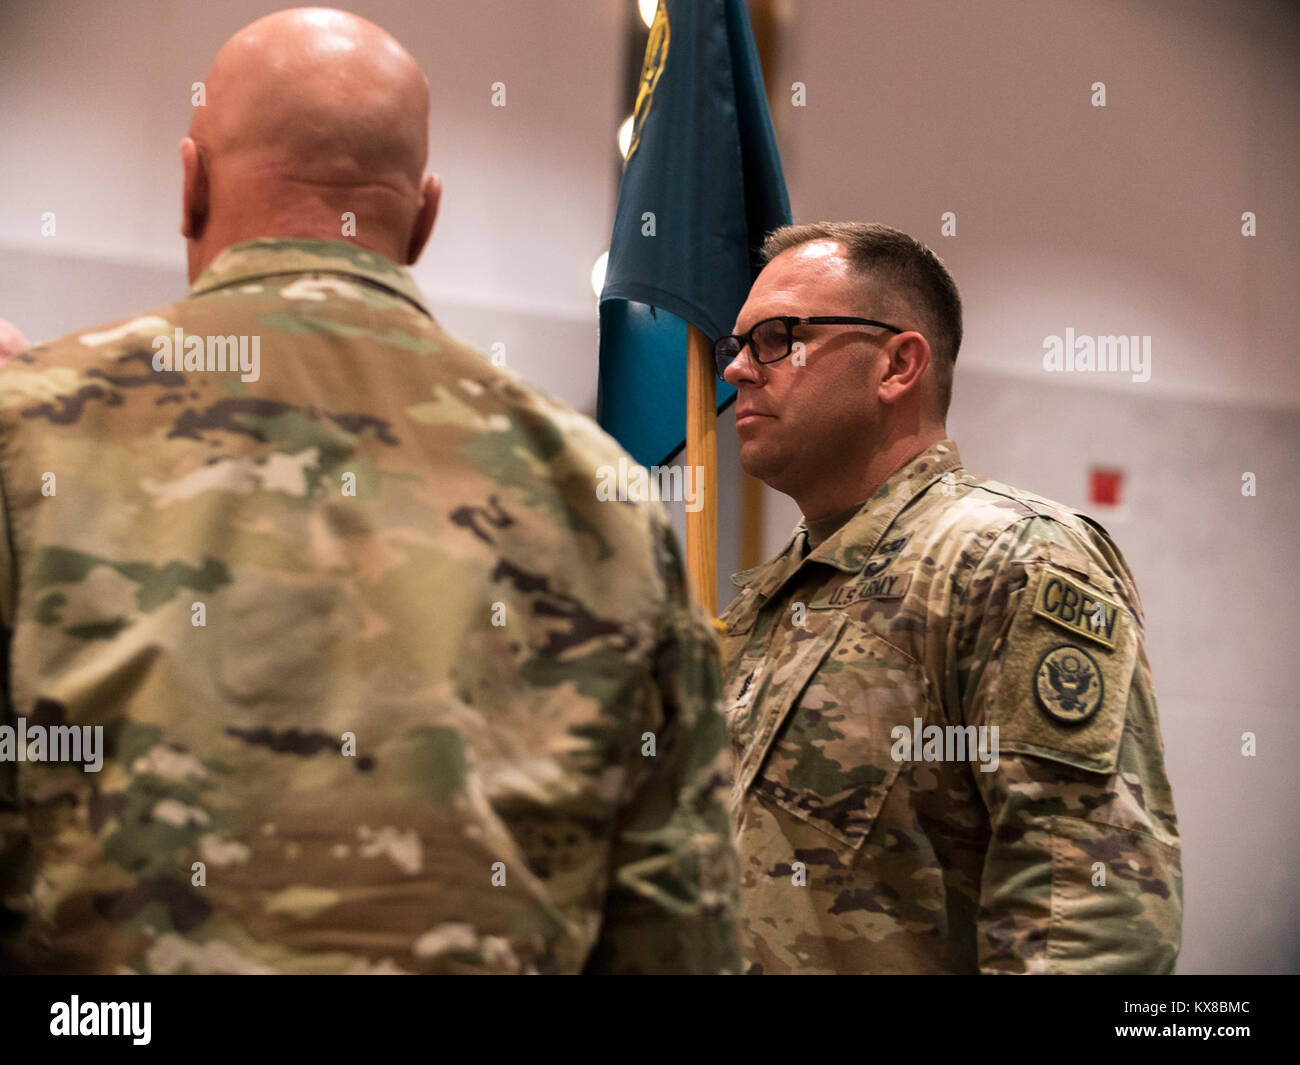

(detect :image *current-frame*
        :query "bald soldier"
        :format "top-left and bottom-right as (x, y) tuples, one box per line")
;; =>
(0, 9), (739, 974)
(717, 222), (1181, 974)
(0, 318), (28, 363)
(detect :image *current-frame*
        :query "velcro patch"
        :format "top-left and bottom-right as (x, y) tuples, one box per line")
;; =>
(1032, 566), (1121, 649)
(1035, 644), (1104, 724)
(809, 572), (912, 610)
(983, 563), (1137, 774)
(823, 573), (911, 607)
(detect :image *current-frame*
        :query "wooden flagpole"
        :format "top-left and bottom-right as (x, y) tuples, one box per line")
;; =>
(740, 472), (764, 569)
(685, 323), (717, 614)
(683, 0), (781, 615)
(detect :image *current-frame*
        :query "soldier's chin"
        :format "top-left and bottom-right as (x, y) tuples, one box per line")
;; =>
(738, 440), (782, 484)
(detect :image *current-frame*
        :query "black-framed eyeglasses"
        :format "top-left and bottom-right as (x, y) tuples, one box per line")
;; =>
(714, 315), (904, 379)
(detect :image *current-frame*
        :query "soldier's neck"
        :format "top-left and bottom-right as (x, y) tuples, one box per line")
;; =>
(794, 426), (948, 521)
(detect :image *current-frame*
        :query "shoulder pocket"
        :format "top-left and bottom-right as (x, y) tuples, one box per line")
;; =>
(739, 615), (927, 850)
(985, 563), (1135, 774)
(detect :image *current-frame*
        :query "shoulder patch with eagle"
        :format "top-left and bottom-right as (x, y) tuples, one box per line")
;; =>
(1035, 644), (1104, 724)
(985, 562), (1137, 774)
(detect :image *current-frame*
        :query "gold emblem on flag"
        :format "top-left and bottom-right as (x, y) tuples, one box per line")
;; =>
(627, 2), (670, 163)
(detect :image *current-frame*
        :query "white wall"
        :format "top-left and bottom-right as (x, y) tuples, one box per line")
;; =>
(772, 0), (1298, 408)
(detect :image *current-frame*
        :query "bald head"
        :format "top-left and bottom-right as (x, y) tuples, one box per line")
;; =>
(182, 8), (440, 281)
(0, 318), (29, 362)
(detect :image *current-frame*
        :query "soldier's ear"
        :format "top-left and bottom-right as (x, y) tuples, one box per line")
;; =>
(404, 173), (441, 266)
(877, 331), (931, 407)
(179, 137), (208, 240)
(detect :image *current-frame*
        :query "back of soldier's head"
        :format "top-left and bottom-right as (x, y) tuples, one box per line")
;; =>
(182, 8), (439, 279)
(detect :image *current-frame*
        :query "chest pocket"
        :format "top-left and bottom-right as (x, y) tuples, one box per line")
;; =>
(719, 586), (762, 663)
(730, 613), (929, 850)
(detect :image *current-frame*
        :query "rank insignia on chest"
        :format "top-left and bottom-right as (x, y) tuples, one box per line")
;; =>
(1031, 565), (1121, 649)
(1034, 644), (1104, 724)
(731, 664), (763, 713)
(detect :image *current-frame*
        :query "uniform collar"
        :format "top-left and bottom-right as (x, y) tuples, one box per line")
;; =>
(188, 238), (432, 317)
(732, 439), (964, 597)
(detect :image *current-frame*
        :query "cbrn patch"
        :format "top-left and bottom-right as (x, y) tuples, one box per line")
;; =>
(1034, 644), (1104, 725)
(1031, 565), (1121, 649)
(986, 563), (1135, 774)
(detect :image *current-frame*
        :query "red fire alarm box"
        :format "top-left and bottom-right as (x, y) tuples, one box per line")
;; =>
(1089, 468), (1123, 507)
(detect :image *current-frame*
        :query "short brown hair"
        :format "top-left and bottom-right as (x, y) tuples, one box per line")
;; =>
(760, 222), (963, 418)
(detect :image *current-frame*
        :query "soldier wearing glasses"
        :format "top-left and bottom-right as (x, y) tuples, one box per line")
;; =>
(715, 221), (1182, 974)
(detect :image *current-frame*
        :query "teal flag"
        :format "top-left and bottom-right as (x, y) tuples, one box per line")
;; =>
(598, 0), (791, 468)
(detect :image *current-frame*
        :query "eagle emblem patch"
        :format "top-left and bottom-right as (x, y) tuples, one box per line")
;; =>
(1034, 644), (1105, 725)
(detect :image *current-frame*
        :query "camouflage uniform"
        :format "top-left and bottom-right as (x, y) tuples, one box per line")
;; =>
(0, 238), (739, 974)
(721, 439), (1181, 973)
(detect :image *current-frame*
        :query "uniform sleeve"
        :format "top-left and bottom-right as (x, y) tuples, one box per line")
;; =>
(0, 449), (24, 880)
(583, 519), (742, 974)
(0, 460), (12, 634)
(951, 516), (1182, 974)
